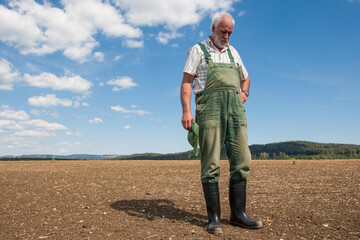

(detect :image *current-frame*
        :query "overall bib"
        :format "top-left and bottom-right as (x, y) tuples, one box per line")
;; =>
(196, 43), (252, 183)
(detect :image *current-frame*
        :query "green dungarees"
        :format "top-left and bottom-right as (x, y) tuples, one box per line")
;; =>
(196, 43), (252, 183)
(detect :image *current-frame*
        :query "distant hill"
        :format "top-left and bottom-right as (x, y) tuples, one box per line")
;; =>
(113, 141), (360, 160)
(0, 154), (118, 161)
(1, 141), (359, 161)
(249, 141), (360, 159)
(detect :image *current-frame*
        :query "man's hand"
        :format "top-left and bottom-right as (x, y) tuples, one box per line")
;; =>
(181, 111), (194, 131)
(239, 92), (248, 104)
(239, 76), (250, 104)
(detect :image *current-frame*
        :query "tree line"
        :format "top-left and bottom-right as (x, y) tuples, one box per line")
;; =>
(2, 141), (359, 161)
(113, 141), (360, 160)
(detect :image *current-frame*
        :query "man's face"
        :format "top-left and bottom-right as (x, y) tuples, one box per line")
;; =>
(212, 17), (233, 50)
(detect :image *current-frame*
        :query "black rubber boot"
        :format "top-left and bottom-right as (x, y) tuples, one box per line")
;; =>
(229, 179), (263, 229)
(202, 182), (223, 234)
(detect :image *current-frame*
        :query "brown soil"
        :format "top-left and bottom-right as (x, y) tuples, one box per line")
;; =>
(0, 159), (359, 239)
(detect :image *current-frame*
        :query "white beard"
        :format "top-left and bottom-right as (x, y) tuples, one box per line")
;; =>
(213, 34), (228, 49)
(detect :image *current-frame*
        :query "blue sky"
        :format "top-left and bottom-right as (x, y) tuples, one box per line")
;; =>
(0, 0), (359, 156)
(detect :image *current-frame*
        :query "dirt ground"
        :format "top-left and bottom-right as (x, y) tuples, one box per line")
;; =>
(0, 159), (359, 240)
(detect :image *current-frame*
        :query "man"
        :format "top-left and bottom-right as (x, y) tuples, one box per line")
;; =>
(180, 12), (262, 234)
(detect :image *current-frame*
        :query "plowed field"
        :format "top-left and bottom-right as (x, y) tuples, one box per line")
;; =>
(0, 160), (359, 239)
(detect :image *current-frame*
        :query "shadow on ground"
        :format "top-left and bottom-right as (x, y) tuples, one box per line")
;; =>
(110, 199), (207, 227)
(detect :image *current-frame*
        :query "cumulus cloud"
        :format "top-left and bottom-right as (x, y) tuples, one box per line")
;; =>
(0, 105), (67, 143)
(122, 39), (144, 48)
(0, 105), (30, 120)
(24, 72), (92, 93)
(114, 55), (123, 61)
(114, 0), (235, 29)
(114, 0), (235, 44)
(0, 0), (238, 57)
(89, 117), (103, 124)
(0, 119), (23, 130)
(111, 105), (150, 115)
(0, 58), (20, 90)
(28, 94), (72, 107)
(20, 119), (67, 131)
(66, 131), (83, 136)
(238, 10), (246, 17)
(157, 31), (183, 45)
(94, 51), (104, 62)
(14, 130), (55, 137)
(107, 76), (138, 91)
(0, 0), (142, 62)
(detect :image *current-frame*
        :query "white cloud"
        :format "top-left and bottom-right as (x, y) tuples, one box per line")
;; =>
(149, 118), (163, 122)
(73, 101), (80, 108)
(30, 109), (60, 118)
(107, 76), (138, 90)
(28, 94), (72, 107)
(0, 119), (23, 130)
(94, 51), (104, 62)
(89, 117), (103, 124)
(24, 72), (92, 93)
(0, 58), (20, 90)
(114, 0), (235, 29)
(114, 55), (123, 61)
(14, 130), (55, 137)
(0, 4), (43, 50)
(56, 141), (82, 147)
(238, 10), (245, 17)
(0, 105), (67, 141)
(0, 105), (30, 120)
(122, 39), (144, 48)
(124, 125), (131, 129)
(0, 0), (142, 62)
(157, 31), (182, 45)
(20, 119), (67, 131)
(63, 40), (99, 63)
(66, 131), (83, 136)
(30, 109), (41, 116)
(0, 0), (238, 61)
(59, 148), (69, 154)
(111, 105), (150, 115)
(0, 136), (40, 150)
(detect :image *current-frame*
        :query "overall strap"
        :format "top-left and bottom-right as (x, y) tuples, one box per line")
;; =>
(198, 43), (212, 63)
(227, 48), (234, 62)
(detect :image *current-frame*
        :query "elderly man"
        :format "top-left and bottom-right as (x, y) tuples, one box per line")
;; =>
(181, 12), (262, 234)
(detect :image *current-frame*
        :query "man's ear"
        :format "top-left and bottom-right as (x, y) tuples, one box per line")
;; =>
(211, 24), (215, 33)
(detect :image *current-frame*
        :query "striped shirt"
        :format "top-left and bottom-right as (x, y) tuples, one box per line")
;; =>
(183, 37), (249, 95)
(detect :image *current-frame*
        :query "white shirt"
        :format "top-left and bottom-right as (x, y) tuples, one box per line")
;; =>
(183, 37), (249, 95)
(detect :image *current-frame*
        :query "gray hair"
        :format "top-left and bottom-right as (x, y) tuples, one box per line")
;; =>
(210, 12), (235, 31)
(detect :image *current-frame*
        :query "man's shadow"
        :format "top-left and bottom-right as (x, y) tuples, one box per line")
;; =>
(110, 199), (207, 227)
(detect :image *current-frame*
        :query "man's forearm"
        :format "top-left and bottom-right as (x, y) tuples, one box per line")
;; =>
(181, 73), (195, 130)
(240, 76), (250, 91)
(181, 90), (192, 117)
(181, 73), (195, 113)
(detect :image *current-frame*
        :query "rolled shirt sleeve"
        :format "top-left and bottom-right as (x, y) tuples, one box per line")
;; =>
(183, 46), (201, 76)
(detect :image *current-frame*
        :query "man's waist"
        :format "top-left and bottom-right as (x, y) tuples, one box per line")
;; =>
(196, 86), (239, 97)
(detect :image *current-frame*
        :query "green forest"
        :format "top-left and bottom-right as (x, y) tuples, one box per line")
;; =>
(2, 141), (360, 161)
(113, 141), (360, 160)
